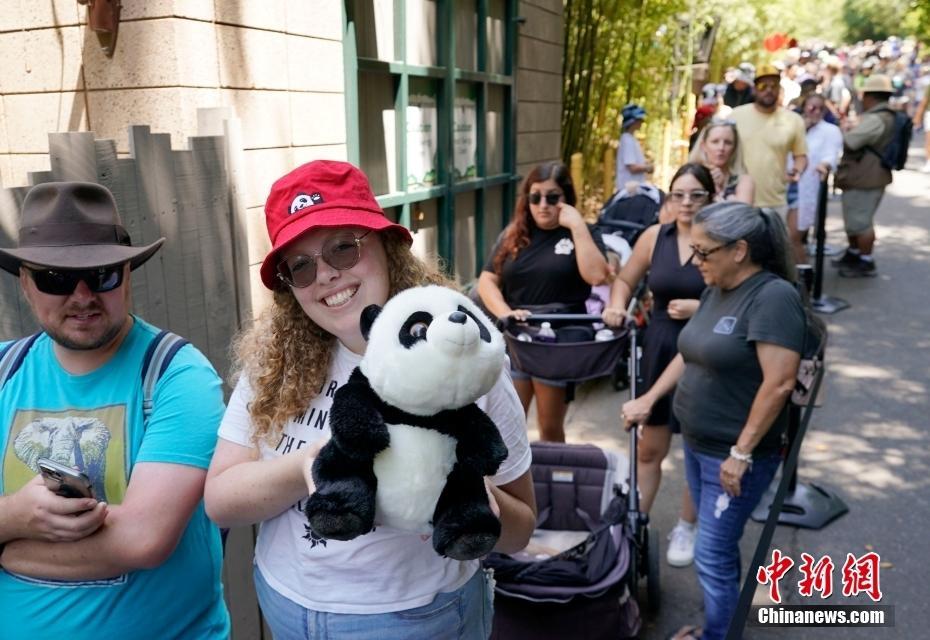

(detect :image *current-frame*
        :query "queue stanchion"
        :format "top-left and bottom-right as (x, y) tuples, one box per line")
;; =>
(810, 173), (850, 314)
(750, 269), (849, 530)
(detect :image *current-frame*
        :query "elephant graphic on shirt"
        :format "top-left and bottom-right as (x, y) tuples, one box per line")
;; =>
(14, 416), (111, 501)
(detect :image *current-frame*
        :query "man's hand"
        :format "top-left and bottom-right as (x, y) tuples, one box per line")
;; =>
(815, 162), (831, 179)
(6, 475), (107, 543)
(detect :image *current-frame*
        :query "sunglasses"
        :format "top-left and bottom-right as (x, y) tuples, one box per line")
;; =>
(28, 265), (125, 296)
(276, 230), (371, 288)
(528, 191), (563, 206)
(669, 190), (710, 203)
(755, 79), (779, 90)
(689, 240), (737, 263)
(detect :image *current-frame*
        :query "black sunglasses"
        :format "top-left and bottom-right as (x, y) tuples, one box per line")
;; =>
(277, 230), (371, 288)
(689, 240), (737, 263)
(28, 265), (125, 296)
(528, 192), (562, 206)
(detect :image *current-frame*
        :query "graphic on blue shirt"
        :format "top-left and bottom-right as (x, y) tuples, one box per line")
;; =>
(5, 405), (127, 503)
(713, 316), (738, 335)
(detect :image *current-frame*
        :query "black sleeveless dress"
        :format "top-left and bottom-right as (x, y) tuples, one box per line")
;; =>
(641, 224), (706, 431)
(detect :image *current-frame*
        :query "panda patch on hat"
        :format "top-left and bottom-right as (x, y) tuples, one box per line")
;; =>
(289, 192), (324, 215)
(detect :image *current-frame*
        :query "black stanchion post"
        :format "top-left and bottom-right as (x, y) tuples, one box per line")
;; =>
(811, 174), (850, 314)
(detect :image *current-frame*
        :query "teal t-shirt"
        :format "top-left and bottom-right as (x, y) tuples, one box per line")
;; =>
(0, 317), (229, 639)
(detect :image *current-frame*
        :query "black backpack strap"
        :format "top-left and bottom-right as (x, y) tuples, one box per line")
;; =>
(140, 330), (189, 426)
(0, 333), (43, 391)
(863, 108), (898, 162)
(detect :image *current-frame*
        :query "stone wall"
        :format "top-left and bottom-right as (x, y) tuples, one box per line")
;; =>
(0, 1), (565, 311)
(0, 1), (346, 312)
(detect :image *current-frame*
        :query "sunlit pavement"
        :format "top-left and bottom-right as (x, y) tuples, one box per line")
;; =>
(525, 136), (929, 638)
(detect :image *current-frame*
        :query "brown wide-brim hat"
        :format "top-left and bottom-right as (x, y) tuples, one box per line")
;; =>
(0, 181), (164, 275)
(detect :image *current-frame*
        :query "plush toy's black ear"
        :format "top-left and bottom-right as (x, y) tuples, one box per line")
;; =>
(360, 304), (382, 341)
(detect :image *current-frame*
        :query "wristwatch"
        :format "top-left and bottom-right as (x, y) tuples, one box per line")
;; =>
(729, 445), (752, 464)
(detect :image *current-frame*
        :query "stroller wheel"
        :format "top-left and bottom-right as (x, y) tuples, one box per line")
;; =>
(611, 360), (629, 391)
(645, 526), (661, 612)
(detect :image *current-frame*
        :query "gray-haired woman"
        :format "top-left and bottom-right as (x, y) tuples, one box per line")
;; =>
(621, 202), (805, 640)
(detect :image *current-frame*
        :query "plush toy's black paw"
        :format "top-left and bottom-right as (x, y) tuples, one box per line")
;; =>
(432, 507), (501, 561)
(304, 490), (374, 542)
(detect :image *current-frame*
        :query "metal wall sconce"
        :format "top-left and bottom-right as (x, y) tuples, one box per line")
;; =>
(77, 0), (122, 57)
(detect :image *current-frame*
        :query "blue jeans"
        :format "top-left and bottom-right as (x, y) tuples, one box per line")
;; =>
(683, 443), (780, 640)
(253, 565), (494, 640)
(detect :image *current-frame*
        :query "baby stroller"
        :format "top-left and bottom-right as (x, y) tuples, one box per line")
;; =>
(596, 184), (663, 248)
(501, 312), (628, 390)
(484, 439), (660, 639)
(594, 186), (661, 391)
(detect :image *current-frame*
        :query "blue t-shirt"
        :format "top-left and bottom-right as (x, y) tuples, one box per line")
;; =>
(0, 317), (229, 640)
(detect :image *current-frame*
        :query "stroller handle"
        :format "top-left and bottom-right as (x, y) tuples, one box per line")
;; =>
(503, 313), (606, 327)
(597, 219), (648, 232)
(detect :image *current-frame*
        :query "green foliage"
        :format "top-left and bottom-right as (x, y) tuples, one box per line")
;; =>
(561, 0), (688, 198)
(904, 0), (930, 46)
(842, 0), (910, 43)
(560, 0), (924, 208)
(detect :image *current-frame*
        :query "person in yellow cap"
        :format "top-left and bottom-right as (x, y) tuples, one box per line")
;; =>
(833, 74), (896, 277)
(730, 63), (809, 215)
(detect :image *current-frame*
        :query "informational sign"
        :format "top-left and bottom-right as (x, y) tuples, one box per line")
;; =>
(407, 93), (438, 189)
(453, 92), (477, 181)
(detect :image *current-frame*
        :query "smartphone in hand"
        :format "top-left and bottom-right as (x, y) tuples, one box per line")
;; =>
(36, 457), (96, 500)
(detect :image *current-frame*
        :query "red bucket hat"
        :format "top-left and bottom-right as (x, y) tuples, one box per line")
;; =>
(260, 160), (412, 290)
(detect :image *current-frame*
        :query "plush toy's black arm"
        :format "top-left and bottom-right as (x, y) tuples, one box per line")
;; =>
(449, 404), (508, 477)
(329, 368), (390, 460)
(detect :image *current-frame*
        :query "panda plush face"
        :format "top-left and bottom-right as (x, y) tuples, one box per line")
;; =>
(360, 286), (506, 416)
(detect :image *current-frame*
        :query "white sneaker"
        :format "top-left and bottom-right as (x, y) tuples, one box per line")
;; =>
(920, 161), (930, 174)
(666, 522), (696, 567)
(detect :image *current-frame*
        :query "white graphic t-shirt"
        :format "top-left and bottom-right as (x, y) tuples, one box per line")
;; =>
(218, 342), (531, 614)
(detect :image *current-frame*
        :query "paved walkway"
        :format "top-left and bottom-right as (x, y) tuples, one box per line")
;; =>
(525, 137), (930, 638)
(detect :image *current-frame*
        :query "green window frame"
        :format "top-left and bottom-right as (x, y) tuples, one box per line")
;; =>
(343, 0), (519, 279)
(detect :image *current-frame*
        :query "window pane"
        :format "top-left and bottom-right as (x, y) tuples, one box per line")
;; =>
(487, 0), (506, 75)
(406, 0), (438, 66)
(454, 191), (477, 282)
(351, 0), (396, 61)
(410, 198), (439, 261)
(407, 78), (439, 191)
(455, 0), (477, 71)
(358, 71), (396, 196)
(486, 84), (505, 176)
(454, 83), (478, 181)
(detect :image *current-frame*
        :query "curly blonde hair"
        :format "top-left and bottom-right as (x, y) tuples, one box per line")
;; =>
(232, 230), (451, 445)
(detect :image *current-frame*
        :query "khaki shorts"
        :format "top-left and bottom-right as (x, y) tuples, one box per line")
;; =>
(841, 188), (885, 235)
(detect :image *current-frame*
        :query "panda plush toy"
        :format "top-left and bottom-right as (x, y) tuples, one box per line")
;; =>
(304, 285), (510, 561)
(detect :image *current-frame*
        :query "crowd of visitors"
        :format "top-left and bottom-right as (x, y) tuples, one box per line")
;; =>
(0, 29), (922, 640)
(684, 38), (926, 275)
